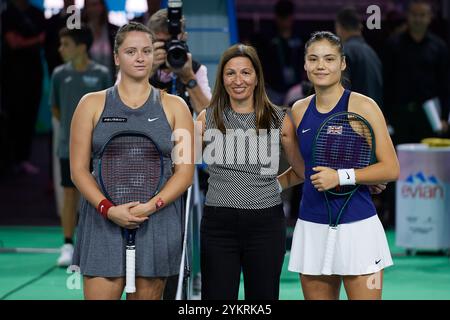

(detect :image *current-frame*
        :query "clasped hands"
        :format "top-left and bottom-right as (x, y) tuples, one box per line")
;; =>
(106, 200), (157, 229)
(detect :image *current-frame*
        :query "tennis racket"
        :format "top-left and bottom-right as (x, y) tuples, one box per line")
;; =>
(98, 131), (164, 293)
(312, 111), (376, 275)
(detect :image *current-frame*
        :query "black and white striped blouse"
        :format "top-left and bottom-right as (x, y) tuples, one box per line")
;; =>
(204, 106), (286, 209)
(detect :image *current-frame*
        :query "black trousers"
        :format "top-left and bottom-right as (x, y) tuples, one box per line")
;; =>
(200, 204), (286, 300)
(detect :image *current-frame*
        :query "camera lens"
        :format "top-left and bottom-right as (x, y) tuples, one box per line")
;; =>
(167, 40), (188, 69)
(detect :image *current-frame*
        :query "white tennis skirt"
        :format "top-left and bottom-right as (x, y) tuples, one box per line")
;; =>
(288, 214), (393, 275)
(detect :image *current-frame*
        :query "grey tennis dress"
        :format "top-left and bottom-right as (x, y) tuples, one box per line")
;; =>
(72, 85), (183, 277)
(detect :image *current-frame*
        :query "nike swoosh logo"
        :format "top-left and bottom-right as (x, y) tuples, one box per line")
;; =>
(375, 259), (381, 264)
(302, 128), (311, 133)
(100, 205), (104, 212)
(148, 118), (159, 122)
(346, 171), (350, 179)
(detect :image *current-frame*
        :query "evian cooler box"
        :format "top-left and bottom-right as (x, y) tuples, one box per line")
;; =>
(396, 144), (450, 250)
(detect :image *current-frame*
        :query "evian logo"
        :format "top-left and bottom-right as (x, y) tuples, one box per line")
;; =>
(401, 172), (444, 200)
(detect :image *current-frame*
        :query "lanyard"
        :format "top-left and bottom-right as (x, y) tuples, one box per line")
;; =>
(171, 74), (177, 94)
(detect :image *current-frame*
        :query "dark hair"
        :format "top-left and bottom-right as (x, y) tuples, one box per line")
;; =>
(304, 31), (348, 90)
(211, 44), (281, 134)
(305, 31), (344, 57)
(114, 21), (154, 54)
(274, 0), (294, 18)
(59, 24), (93, 51)
(336, 7), (361, 31)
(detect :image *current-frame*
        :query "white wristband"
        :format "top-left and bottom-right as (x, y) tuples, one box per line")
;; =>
(277, 179), (283, 193)
(337, 169), (356, 186)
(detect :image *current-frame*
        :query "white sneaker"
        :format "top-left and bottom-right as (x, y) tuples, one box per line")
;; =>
(57, 244), (74, 267)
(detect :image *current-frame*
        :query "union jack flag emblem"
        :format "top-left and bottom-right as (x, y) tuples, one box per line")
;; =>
(327, 125), (343, 135)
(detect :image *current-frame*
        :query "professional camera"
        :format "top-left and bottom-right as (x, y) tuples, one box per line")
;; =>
(166, 0), (189, 69)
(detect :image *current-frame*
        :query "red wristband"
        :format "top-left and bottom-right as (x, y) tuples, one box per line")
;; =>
(97, 199), (113, 218)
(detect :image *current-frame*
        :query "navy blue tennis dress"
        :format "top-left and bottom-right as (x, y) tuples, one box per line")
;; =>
(72, 86), (183, 277)
(288, 90), (393, 275)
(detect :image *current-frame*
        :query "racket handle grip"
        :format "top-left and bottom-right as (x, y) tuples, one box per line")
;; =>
(321, 227), (338, 275)
(125, 248), (136, 293)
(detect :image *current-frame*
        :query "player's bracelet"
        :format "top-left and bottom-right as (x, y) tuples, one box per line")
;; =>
(155, 197), (165, 210)
(276, 179), (283, 193)
(97, 199), (113, 218)
(337, 169), (356, 186)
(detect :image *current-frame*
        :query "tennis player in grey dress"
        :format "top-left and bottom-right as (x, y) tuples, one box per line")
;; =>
(70, 22), (194, 300)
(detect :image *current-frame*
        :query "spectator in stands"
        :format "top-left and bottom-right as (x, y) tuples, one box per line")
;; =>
(335, 7), (383, 107)
(82, 0), (118, 79)
(253, 0), (303, 105)
(383, 0), (449, 145)
(1, 0), (46, 175)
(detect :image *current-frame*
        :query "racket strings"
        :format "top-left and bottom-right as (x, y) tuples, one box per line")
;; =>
(314, 114), (374, 194)
(315, 115), (373, 168)
(101, 135), (162, 205)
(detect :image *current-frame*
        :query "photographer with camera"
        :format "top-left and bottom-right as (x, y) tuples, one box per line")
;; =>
(146, 5), (211, 300)
(147, 7), (211, 114)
